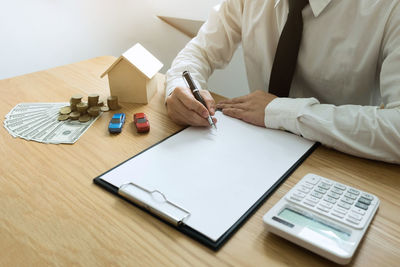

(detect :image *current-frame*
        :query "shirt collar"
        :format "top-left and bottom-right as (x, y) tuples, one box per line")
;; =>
(274, 0), (332, 17)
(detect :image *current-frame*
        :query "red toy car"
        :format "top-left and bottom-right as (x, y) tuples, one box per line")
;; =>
(133, 113), (150, 133)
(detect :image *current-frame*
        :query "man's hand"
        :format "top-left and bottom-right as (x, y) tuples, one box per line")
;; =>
(166, 86), (217, 126)
(216, 90), (277, 127)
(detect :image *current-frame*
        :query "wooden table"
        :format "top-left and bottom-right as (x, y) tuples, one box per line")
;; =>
(1, 57), (399, 266)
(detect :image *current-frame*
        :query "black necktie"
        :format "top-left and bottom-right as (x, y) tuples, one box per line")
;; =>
(268, 0), (309, 97)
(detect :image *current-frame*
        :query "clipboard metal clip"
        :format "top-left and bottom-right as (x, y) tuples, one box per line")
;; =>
(118, 182), (191, 226)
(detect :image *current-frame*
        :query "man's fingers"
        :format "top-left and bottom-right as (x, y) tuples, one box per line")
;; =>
(221, 107), (245, 120)
(216, 102), (247, 111)
(222, 108), (256, 125)
(199, 90), (216, 115)
(175, 87), (210, 118)
(177, 98), (212, 126)
(167, 96), (209, 126)
(218, 94), (248, 105)
(166, 86), (218, 127)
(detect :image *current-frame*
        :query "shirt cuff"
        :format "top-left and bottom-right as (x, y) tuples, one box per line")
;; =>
(265, 97), (319, 135)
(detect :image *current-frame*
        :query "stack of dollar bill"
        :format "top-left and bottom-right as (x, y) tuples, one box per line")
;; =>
(4, 102), (100, 144)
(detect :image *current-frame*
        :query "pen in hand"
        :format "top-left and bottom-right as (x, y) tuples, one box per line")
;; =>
(182, 70), (217, 130)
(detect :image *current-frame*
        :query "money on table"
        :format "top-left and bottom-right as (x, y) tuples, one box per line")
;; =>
(4, 102), (100, 144)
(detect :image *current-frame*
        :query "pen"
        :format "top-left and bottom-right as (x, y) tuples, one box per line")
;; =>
(182, 70), (217, 129)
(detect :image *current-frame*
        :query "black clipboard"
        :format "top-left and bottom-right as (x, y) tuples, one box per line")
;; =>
(93, 113), (318, 250)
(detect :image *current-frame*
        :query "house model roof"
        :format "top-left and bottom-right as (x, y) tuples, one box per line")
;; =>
(101, 43), (163, 79)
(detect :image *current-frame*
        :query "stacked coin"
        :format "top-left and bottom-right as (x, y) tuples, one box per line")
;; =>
(60, 106), (72, 115)
(107, 96), (120, 110)
(58, 114), (69, 121)
(69, 111), (80, 120)
(79, 114), (91, 122)
(87, 106), (101, 117)
(88, 94), (99, 107)
(70, 94), (83, 111)
(76, 102), (88, 114)
(58, 93), (110, 122)
(58, 106), (72, 121)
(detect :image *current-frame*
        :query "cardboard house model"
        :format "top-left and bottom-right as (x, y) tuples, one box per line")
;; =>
(101, 43), (164, 104)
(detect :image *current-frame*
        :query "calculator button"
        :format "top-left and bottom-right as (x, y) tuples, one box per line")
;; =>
(327, 192), (340, 199)
(361, 193), (374, 201)
(314, 187), (327, 195)
(346, 217), (360, 225)
(303, 201), (316, 208)
(319, 201), (333, 209)
(311, 191), (323, 199)
(351, 208), (366, 215)
(358, 197), (371, 205)
(344, 192), (358, 200)
(348, 188), (360, 195)
(302, 182), (314, 189)
(334, 183), (346, 191)
(355, 202), (369, 210)
(338, 201), (351, 210)
(323, 196), (337, 204)
(305, 176), (320, 185)
(306, 196), (320, 203)
(341, 197), (354, 205)
(290, 195), (303, 202)
(334, 207), (348, 214)
(298, 186), (310, 194)
(322, 179), (333, 186)
(348, 212), (363, 221)
(317, 205), (330, 213)
(294, 191), (306, 198)
(331, 211), (345, 219)
(319, 182), (331, 190)
(331, 188), (344, 195)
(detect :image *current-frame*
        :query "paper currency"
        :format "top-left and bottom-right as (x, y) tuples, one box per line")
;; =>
(41, 118), (96, 144)
(4, 102), (100, 144)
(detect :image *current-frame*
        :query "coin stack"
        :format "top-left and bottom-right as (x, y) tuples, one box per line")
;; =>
(88, 106), (101, 117)
(88, 94), (99, 107)
(70, 94), (83, 111)
(79, 114), (91, 122)
(58, 93), (110, 122)
(107, 96), (120, 110)
(69, 111), (80, 120)
(58, 106), (72, 121)
(76, 102), (88, 114)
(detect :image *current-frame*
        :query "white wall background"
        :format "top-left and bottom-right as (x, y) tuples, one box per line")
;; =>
(0, 0), (249, 98)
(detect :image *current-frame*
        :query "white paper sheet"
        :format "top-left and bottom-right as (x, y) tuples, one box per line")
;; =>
(99, 112), (315, 241)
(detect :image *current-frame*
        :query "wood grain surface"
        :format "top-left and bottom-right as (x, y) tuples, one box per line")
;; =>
(0, 56), (399, 266)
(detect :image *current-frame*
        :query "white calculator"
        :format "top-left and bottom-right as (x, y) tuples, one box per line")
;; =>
(263, 173), (379, 265)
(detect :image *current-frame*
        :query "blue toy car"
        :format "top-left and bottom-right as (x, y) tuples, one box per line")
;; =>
(108, 113), (126, 133)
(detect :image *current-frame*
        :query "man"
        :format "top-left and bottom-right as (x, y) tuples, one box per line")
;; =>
(165, 0), (400, 164)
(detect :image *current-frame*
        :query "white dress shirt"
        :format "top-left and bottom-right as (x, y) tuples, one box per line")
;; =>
(166, 0), (400, 164)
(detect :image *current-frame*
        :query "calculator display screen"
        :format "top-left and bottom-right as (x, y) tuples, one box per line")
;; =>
(279, 208), (350, 241)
